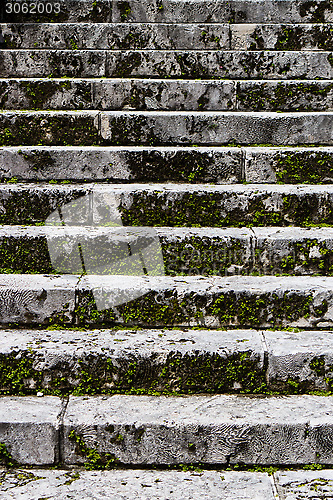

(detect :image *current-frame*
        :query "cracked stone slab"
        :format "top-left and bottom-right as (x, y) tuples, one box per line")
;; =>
(0, 469), (276, 499)
(76, 274), (333, 328)
(63, 394), (333, 465)
(0, 146), (244, 183)
(245, 147), (333, 183)
(264, 330), (333, 392)
(3, 0), (333, 23)
(0, 50), (332, 79)
(0, 396), (62, 465)
(0, 328), (265, 394)
(0, 274), (78, 325)
(274, 469), (333, 499)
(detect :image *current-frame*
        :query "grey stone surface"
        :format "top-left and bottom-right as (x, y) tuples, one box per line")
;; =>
(0, 50), (332, 79)
(4, 224), (333, 276)
(230, 23), (333, 50)
(0, 469), (276, 499)
(2, 110), (333, 146)
(0, 328), (265, 394)
(0, 396), (62, 465)
(0, 146), (243, 182)
(251, 226), (333, 275)
(245, 147), (333, 183)
(264, 330), (333, 391)
(76, 274), (333, 328)
(275, 469), (333, 499)
(63, 394), (333, 465)
(98, 110), (333, 146)
(2, 79), (333, 112)
(4, 0), (333, 24)
(0, 274), (77, 325)
(2, 23), (332, 51)
(2, 145), (333, 183)
(1, 23), (231, 50)
(3, 182), (333, 226)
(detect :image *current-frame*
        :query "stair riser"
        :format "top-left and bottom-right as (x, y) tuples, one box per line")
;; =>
(0, 274), (332, 328)
(2, 329), (333, 396)
(1, 111), (333, 146)
(1, 79), (332, 112)
(1, 147), (333, 184)
(1, 183), (333, 227)
(2, 0), (332, 24)
(2, 23), (333, 51)
(2, 227), (333, 277)
(1, 50), (332, 79)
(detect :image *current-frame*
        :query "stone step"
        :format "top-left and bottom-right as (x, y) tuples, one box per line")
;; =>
(1, 79), (332, 112)
(0, 50), (332, 79)
(2, 468), (333, 499)
(0, 468), (278, 499)
(1, 182), (333, 227)
(0, 273), (333, 328)
(2, 0), (332, 24)
(1, 110), (333, 146)
(2, 225), (333, 277)
(2, 393), (333, 465)
(2, 23), (333, 51)
(2, 327), (333, 395)
(0, 146), (332, 184)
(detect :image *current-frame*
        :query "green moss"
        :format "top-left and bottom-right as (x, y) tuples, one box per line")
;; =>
(69, 431), (119, 470)
(274, 151), (333, 184)
(118, 1), (132, 20)
(0, 442), (16, 468)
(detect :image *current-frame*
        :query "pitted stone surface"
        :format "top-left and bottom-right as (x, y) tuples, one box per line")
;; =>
(1, 50), (332, 79)
(63, 394), (333, 465)
(0, 469), (276, 499)
(0, 396), (62, 465)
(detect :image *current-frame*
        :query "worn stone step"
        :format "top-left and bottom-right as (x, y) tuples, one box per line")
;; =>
(0, 50), (332, 79)
(2, 23), (333, 51)
(1, 79), (333, 112)
(1, 111), (333, 146)
(0, 468), (277, 499)
(2, 394), (333, 466)
(1, 274), (333, 328)
(2, 0), (332, 24)
(1, 182), (333, 227)
(3, 468), (333, 499)
(3, 225), (333, 277)
(1, 146), (333, 184)
(3, 327), (333, 395)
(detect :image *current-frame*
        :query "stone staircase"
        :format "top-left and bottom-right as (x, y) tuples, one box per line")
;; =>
(1, 0), (333, 497)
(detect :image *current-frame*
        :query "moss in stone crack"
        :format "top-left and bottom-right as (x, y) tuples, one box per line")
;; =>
(0, 236), (54, 274)
(117, 1), (132, 21)
(69, 430), (119, 470)
(310, 356), (327, 377)
(0, 442), (16, 468)
(274, 151), (333, 184)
